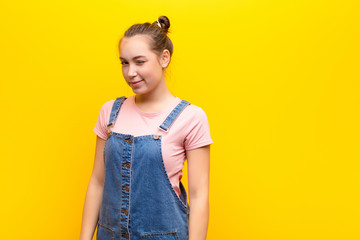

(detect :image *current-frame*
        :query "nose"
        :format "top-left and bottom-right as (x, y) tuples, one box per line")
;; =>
(127, 64), (137, 78)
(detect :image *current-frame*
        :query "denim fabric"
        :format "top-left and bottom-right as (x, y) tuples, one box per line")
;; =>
(97, 96), (190, 240)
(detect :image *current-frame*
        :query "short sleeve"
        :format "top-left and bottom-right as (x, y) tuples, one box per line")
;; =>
(93, 100), (114, 140)
(184, 107), (213, 151)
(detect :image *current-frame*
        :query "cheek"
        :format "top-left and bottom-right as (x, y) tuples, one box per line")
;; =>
(142, 65), (156, 78)
(147, 62), (163, 76)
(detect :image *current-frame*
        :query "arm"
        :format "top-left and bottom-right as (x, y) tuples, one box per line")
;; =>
(187, 145), (211, 240)
(79, 136), (106, 240)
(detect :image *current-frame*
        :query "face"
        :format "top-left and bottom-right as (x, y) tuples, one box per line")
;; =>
(119, 35), (169, 95)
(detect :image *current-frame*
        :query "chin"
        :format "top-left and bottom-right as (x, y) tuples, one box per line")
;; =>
(131, 88), (148, 95)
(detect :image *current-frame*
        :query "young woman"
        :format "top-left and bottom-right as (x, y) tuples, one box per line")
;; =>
(79, 16), (213, 240)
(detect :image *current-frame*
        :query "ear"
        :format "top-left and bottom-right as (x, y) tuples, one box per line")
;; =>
(160, 49), (171, 68)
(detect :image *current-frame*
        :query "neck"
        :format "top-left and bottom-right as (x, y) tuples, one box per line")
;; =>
(134, 78), (176, 112)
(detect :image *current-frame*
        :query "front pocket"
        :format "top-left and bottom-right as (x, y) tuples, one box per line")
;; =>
(141, 232), (180, 240)
(96, 223), (114, 240)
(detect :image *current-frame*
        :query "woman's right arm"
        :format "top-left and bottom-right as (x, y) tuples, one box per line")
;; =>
(79, 136), (106, 240)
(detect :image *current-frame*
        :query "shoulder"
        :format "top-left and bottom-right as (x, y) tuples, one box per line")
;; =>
(173, 101), (210, 133)
(98, 96), (131, 117)
(99, 99), (116, 113)
(181, 102), (209, 122)
(99, 95), (132, 110)
(176, 101), (213, 150)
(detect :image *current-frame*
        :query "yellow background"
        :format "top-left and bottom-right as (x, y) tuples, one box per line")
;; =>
(1, 0), (359, 239)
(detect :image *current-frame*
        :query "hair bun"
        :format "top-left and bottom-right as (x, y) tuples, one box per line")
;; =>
(157, 16), (170, 33)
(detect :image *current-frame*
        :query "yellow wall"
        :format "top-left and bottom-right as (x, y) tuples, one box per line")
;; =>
(1, 0), (359, 239)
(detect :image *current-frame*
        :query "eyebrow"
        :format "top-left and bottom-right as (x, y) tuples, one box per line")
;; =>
(119, 55), (146, 60)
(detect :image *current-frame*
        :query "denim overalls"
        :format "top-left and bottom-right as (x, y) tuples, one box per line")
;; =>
(97, 96), (190, 240)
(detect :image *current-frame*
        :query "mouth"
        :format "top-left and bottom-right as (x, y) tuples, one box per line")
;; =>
(131, 80), (142, 84)
(130, 79), (143, 87)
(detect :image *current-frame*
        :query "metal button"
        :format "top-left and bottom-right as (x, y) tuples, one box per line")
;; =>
(124, 138), (133, 144)
(122, 162), (130, 168)
(121, 209), (129, 215)
(153, 135), (159, 140)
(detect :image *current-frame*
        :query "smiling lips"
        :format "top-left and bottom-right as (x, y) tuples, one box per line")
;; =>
(130, 80), (143, 87)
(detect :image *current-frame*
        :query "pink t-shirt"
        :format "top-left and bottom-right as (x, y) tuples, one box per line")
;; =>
(93, 95), (213, 197)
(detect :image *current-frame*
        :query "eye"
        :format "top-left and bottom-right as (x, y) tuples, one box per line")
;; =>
(121, 61), (128, 66)
(136, 60), (145, 65)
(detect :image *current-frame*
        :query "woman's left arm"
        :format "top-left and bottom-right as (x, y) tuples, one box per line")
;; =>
(187, 145), (211, 240)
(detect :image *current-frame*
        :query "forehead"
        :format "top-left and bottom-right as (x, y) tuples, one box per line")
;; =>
(120, 35), (154, 58)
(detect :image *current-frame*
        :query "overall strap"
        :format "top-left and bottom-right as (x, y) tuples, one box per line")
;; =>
(106, 96), (127, 129)
(159, 100), (191, 132)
